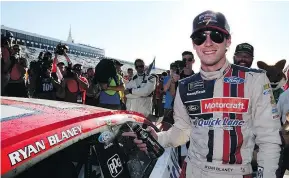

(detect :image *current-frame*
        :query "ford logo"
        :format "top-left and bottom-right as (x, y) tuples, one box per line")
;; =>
(187, 105), (199, 112)
(224, 77), (245, 84)
(98, 131), (114, 143)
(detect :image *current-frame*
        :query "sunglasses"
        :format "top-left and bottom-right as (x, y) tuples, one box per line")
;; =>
(191, 30), (228, 46)
(183, 58), (193, 62)
(136, 65), (144, 68)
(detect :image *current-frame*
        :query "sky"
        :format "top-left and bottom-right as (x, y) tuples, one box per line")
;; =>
(1, 0), (289, 72)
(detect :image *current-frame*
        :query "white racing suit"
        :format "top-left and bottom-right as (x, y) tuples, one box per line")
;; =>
(157, 60), (282, 178)
(125, 74), (156, 117)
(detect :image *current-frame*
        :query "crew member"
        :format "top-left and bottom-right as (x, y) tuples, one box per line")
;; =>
(125, 59), (157, 118)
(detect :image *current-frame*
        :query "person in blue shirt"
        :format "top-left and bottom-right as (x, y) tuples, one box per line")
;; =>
(162, 63), (178, 124)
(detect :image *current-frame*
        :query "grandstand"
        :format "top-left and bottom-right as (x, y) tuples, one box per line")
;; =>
(1, 25), (165, 74)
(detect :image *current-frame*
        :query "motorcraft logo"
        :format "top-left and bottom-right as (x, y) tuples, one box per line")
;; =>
(223, 76), (245, 84)
(193, 117), (245, 129)
(107, 154), (123, 177)
(200, 97), (249, 114)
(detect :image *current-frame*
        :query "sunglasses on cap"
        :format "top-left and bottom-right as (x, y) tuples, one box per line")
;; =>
(191, 30), (228, 46)
(136, 65), (144, 69)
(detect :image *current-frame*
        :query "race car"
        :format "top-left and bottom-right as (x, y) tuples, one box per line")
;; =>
(1, 97), (181, 178)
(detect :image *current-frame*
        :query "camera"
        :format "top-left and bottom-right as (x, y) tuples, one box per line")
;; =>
(55, 43), (69, 55)
(65, 63), (82, 78)
(172, 60), (186, 75)
(1, 31), (14, 48)
(30, 52), (53, 77)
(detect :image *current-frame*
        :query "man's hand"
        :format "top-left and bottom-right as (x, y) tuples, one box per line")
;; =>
(100, 83), (108, 90)
(122, 126), (158, 152)
(172, 73), (180, 82)
(124, 89), (130, 95)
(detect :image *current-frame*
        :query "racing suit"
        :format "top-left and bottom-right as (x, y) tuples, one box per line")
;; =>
(125, 73), (156, 117)
(157, 60), (282, 178)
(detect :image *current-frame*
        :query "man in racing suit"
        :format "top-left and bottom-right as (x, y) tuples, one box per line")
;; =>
(125, 59), (157, 117)
(124, 10), (281, 178)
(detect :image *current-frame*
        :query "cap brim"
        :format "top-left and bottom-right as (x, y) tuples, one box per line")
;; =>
(190, 26), (230, 38)
(234, 51), (254, 57)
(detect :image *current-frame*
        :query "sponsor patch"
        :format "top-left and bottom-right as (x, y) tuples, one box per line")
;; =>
(200, 97), (249, 114)
(263, 89), (271, 95)
(187, 105), (199, 112)
(273, 114), (280, 120)
(187, 90), (205, 96)
(188, 81), (204, 91)
(272, 108), (278, 114)
(257, 166), (264, 178)
(107, 154), (123, 177)
(98, 131), (114, 143)
(263, 84), (270, 90)
(204, 165), (233, 172)
(223, 76), (245, 84)
(193, 117), (245, 130)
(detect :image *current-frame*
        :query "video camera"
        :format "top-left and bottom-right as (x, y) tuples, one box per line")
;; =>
(30, 51), (53, 76)
(172, 60), (186, 75)
(55, 43), (69, 55)
(1, 31), (14, 48)
(65, 63), (83, 78)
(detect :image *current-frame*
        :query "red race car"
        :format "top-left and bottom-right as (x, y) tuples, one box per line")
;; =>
(1, 97), (180, 178)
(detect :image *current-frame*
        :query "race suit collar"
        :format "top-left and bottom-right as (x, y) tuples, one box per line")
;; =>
(200, 60), (231, 80)
(137, 73), (145, 76)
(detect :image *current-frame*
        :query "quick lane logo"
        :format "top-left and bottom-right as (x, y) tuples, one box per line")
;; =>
(224, 76), (245, 84)
(200, 97), (249, 114)
(193, 117), (245, 129)
(107, 154), (123, 177)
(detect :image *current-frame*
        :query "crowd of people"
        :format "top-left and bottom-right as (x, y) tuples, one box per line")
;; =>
(1, 9), (289, 178)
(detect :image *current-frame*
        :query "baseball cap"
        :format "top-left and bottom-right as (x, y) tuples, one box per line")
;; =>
(113, 59), (123, 66)
(73, 64), (82, 71)
(57, 62), (65, 66)
(170, 62), (177, 69)
(234, 43), (254, 57)
(191, 10), (230, 38)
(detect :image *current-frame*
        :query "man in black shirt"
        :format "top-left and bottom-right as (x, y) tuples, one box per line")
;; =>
(180, 51), (195, 78)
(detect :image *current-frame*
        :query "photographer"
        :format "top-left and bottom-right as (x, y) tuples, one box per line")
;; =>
(125, 59), (157, 117)
(29, 51), (61, 100)
(1, 32), (14, 95)
(63, 63), (89, 104)
(162, 63), (179, 124)
(3, 44), (29, 97)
